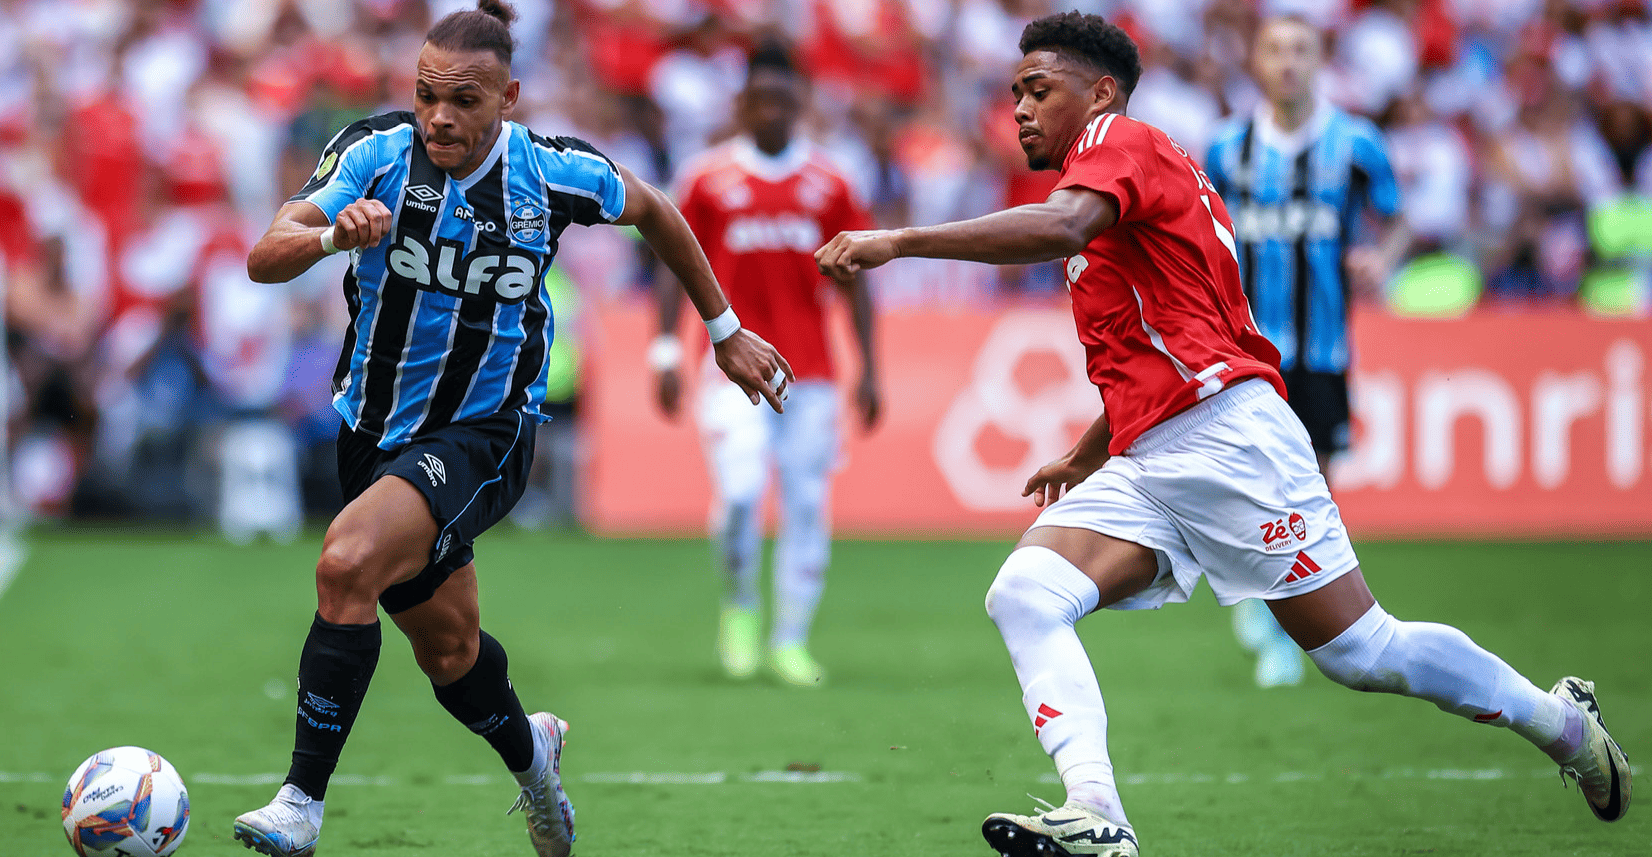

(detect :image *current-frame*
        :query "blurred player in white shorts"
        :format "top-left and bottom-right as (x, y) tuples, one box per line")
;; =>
(818, 12), (1630, 856)
(652, 43), (879, 687)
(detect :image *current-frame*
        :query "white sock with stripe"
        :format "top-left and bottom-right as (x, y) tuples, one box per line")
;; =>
(1306, 604), (1571, 753)
(986, 546), (1128, 825)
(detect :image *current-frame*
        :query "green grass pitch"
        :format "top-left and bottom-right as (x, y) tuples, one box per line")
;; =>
(1, 528), (1647, 855)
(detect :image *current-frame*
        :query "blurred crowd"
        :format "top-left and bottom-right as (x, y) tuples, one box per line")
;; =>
(1, 0), (1650, 526)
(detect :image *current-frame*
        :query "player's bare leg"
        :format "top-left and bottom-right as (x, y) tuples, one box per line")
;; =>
(236, 477), (436, 856)
(981, 525), (1157, 857)
(1271, 569), (1631, 821)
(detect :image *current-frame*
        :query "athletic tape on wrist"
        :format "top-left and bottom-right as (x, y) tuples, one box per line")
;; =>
(319, 226), (341, 255)
(703, 307), (741, 343)
(647, 335), (683, 372)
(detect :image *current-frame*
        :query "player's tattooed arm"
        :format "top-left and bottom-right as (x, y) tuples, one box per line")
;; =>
(816, 186), (1118, 276)
(1023, 409), (1113, 507)
(247, 199), (392, 283)
(614, 162), (794, 413)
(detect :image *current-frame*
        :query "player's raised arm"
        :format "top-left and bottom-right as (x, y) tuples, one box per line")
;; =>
(247, 199), (392, 284)
(613, 161), (793, 413)
(816, 186), (1119, 278)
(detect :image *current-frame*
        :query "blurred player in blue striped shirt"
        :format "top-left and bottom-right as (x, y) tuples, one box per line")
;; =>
(1205, 15), (1410, 688)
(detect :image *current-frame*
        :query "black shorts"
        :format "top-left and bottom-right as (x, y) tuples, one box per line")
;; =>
(1282, 366), (1350, 455)
(337, 410), (536, 614)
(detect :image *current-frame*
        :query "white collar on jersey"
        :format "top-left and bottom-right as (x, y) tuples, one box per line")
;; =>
(730, 136), (812, 182)
(1253, 96), (1333, 158)
(451, 122), (514, 192)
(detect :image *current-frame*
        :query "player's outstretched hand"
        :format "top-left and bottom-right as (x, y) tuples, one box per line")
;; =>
(333, 199), (394, 252)
(1022, 452), (1108, 507)
(713, 328), (793, 413)
(816, 229), (900, 279)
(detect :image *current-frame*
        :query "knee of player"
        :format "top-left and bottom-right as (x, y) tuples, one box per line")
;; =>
(1305, 604), (1406, 693)
(314, 536), (389, 597)
(985, 548), (1078, 627)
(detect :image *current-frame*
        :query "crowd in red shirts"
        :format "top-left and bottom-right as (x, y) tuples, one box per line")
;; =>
(0, 0), (1648, 522)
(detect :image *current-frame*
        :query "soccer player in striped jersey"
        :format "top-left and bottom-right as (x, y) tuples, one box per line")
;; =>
(230, 4), (791, 857)
(819, 12), (1629, 856)
(1204, 15), (1410, 689)
(651, 44), (880, 687)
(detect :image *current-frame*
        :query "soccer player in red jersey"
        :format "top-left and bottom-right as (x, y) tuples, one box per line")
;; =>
(818, 12), (1630, 856)
(653, 44), (879, 687)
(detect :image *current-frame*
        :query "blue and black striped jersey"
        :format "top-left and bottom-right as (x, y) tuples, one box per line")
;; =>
(1204, 106), (1398, 374)
(291, 111), (625, 449)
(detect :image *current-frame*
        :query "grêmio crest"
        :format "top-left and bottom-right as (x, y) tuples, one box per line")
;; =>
(385, 233), (544, 303)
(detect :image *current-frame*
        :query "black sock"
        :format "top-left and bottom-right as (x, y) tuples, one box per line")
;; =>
(433, 630), (536, 772)
(284, 614), (381, 801)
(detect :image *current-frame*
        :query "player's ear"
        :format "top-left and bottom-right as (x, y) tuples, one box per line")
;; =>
(1092, 74), (1119, 111)
(501, 78), (520, 119)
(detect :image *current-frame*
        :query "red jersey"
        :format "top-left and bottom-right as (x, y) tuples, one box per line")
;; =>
(1054, 114), (1285, 455)
(676, 139), (871, 381)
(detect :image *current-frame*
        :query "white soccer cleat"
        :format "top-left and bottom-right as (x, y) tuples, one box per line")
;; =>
(982, 798), (1138, 857)
(233, 783), (322, 857)
(1551, 677), (1632, 822)
(508, 712), (576, 857)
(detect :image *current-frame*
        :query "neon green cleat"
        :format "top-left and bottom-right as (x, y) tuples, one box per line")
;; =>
(769, 644), (825, 687)
(717, 606), (761, 679)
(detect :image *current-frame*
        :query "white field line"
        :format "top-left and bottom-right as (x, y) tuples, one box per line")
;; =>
(6, 766), (1639, 788)
(0, 532), (25, 602)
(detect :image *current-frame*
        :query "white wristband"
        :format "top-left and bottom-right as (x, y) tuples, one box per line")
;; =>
(647, 334), (683, 371)
(703, 307), (741, 343)
(319, 225), (341, 255)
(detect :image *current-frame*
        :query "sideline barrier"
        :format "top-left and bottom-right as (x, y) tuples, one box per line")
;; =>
(584, 303), (1652, 538)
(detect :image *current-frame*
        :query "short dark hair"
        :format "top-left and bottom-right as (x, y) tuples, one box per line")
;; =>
(1019, 11), (1143, 99)
(747, 39), (802, 83)
(426, 0), (518, 67)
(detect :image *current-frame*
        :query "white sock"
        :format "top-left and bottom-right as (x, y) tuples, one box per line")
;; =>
(1307, 604), (1569, 748)
(986, 546), (1128, 825)
(712, 498), (761, 610)
(769, 481), (830, 649)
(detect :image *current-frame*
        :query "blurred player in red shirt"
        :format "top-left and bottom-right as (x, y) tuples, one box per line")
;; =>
(653, 43), (880, 687)
(818, 12), (1630, 855)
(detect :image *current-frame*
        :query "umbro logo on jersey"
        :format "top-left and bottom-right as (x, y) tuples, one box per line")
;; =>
(419, 453), (447, 487)
(1032, 703), (1062, 736)
(1283, 550), (1322, 583)
(406, 183), (443, 212)
(436, 532), (454, 559)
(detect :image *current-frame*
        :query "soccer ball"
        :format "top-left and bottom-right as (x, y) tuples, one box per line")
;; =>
(61, 747), (190, 856)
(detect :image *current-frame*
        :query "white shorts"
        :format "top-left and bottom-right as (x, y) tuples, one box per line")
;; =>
(695, 358), (840, 508)
(1032, 379), (1359, 610)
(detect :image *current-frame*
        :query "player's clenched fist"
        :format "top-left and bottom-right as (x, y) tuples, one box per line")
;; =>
(815, 229), (901, 280)
(331, 199), (394, 252)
